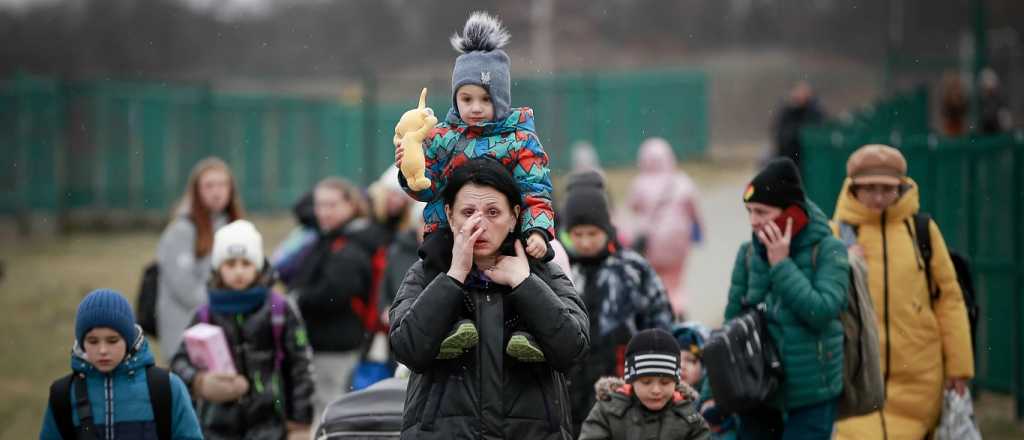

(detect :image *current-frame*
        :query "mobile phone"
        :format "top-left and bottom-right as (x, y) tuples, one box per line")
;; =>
(772, 205), (809, 234)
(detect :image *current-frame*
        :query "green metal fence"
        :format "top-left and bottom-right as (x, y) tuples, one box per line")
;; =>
(1, 70), (707, 217)
(801, 89), (1024, 418)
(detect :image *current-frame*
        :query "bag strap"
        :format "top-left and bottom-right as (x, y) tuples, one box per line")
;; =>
(49, 374), (77, 440)
(911, 213), (938, 300)
(145, 366), (173, 440)
(198, 304), (210, 324)
(269, 293), (288, 373)
(73, 372), (99, 440)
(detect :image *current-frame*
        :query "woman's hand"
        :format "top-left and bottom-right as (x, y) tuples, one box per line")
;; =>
(946, 377), (969, 397)
(486, 240), (530, 289)
(757, 217), (792, 266)
(448, 212), (485, 283)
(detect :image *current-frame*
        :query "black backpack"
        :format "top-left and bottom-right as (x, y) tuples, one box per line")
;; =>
(912, 214), (980, 354)
(48, 365), (172, 440)
(136, 262), (160, 337)
(703, 245), (785, 414)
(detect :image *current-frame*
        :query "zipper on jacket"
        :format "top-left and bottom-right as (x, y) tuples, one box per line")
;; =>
(880, 211), (892, 396)
(105, 375), (113, 440)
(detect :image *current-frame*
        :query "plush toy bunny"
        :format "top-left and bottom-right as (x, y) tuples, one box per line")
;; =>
(393, 88), (436, 191)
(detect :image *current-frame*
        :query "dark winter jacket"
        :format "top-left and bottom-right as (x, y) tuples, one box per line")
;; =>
(388, 229), (590, 439)
(291, 218), (377, 353)
(723, 199), (848, 410)
(566, 246), (674, 435)
(773, 100), (824, 167)
(579, 377), (710, 440)
(170, 287), (315, 440)
(40, 330), (203, 440)
(379, 229), (421, 312)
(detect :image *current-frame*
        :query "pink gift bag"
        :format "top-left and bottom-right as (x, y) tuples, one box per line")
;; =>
(183, 323), (236, 374)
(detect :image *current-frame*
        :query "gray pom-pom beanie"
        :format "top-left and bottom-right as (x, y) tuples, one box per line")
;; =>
(450, 11), (512, 121)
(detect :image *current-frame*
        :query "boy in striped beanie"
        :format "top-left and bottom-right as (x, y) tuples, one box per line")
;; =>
(579, 329), (710, 439)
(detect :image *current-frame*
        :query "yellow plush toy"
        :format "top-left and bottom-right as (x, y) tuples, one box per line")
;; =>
(394, 88), (437, 191)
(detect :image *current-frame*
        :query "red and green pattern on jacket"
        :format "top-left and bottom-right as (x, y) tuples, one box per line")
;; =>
(400, 107), (555, 240)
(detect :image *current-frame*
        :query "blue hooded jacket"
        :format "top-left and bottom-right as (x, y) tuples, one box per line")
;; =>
(40, 329), (203, 439)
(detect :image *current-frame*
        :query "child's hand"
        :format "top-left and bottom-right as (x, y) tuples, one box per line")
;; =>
(394, 144), (405, 167)
(525, 232), (547, 259)
(196, 372), (246, 403)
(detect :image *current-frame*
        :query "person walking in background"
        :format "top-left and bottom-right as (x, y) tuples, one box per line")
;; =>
(617, 137), (704, 319)
(772, 81), (825, 167)
(703, 158), (848, 440)
(560, 169), (674, 436)
(979, 67), (1013, 135)
(378, 203), (425, 327)
(368, 166), (418, 245)
(289, 177), (380, 422)
(171, 220), (314, 440)
(157, 157), (244, 363)
(940, 72), (969, 137)
(40, 289), (203, 440)
(271, 190), (319, 288)
(673, 323), (739, 440)
(832, 145), (974, 440)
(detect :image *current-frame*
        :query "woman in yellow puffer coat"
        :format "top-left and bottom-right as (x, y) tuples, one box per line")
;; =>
(832, 144), (974, 439)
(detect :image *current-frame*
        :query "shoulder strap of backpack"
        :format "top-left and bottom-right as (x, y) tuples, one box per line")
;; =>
(145, 366), (172, 440)
(72, 373), (99, 440)
(269, 293), (288, 373)
(49, 374), (76, 440)
(912, 213), (938, 300)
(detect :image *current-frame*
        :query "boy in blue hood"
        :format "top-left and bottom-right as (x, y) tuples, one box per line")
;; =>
(40, 289), (203, 439)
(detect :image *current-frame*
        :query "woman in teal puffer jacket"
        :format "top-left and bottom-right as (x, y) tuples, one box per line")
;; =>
(705, 158), (849, 440)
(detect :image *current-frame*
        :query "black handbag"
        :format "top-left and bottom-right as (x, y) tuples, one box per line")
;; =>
(703, 303), (783, 414)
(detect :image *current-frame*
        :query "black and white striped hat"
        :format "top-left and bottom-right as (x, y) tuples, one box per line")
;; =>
(624, 329), (681, 383)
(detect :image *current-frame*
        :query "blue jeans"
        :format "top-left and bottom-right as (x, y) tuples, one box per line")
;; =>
(737, 399), (837, 440)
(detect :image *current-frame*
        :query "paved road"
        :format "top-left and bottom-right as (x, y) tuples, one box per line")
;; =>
(679, 167), (753, 327)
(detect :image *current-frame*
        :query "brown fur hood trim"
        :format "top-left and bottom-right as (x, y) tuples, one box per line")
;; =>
(593, 376), (701, 403)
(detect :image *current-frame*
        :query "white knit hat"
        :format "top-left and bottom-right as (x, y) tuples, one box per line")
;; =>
(212, 219), (264, 270)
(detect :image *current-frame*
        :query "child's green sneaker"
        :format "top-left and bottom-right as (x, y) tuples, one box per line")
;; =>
(436, 319), (479, 360)
(506, 331), (545, 362)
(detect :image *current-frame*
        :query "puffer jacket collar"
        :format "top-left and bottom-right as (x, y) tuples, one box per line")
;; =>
(833, 177), (921, 226)
(443, 106), (537, 137)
